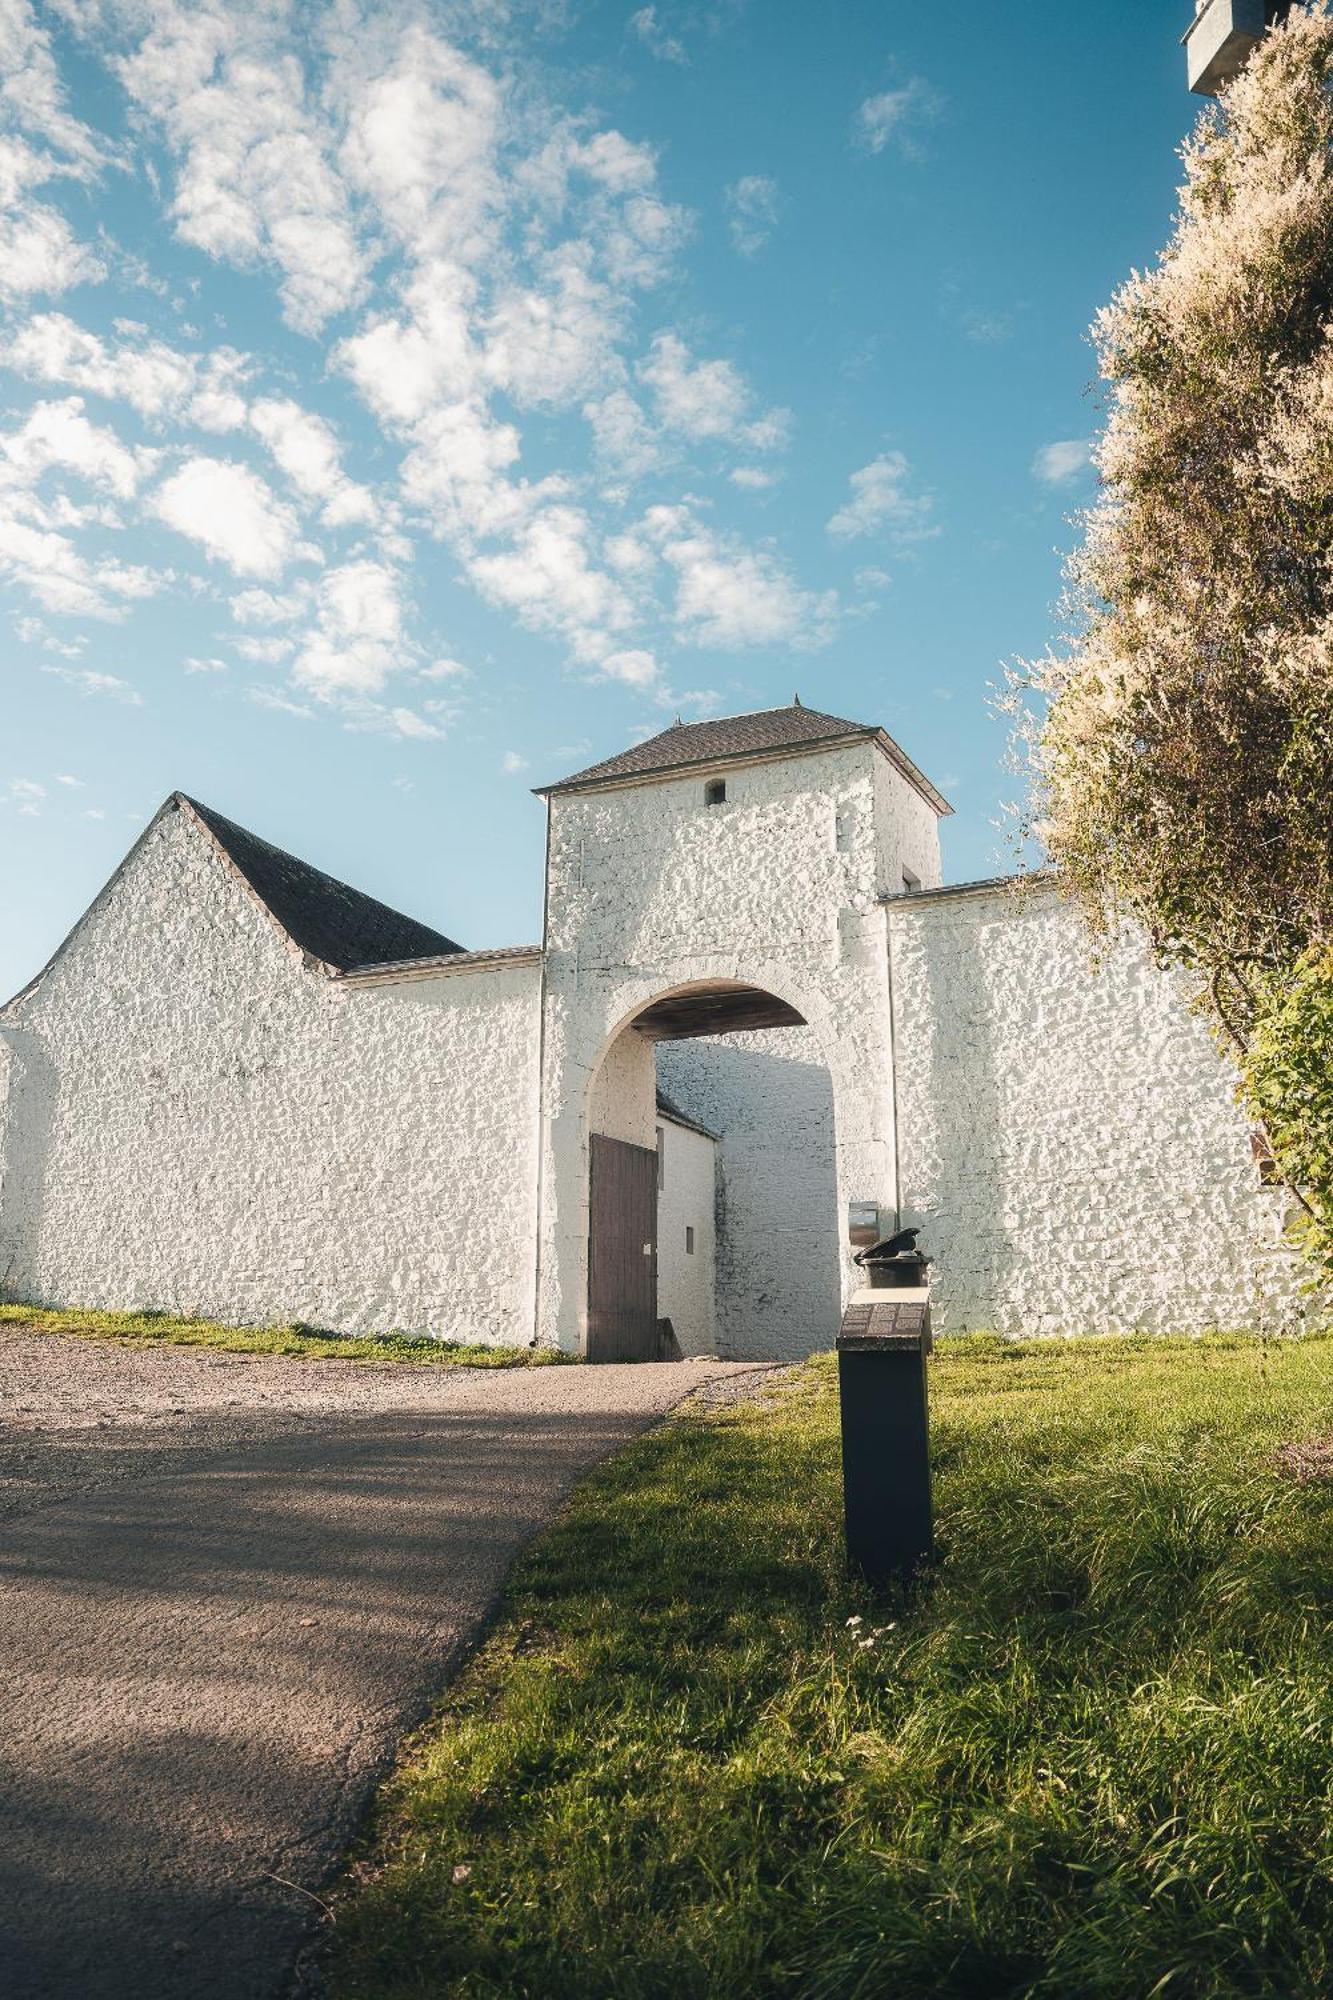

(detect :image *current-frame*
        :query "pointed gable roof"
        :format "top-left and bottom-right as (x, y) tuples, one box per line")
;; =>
(534, 701), (952, 814)
(179, 796), (463, 973)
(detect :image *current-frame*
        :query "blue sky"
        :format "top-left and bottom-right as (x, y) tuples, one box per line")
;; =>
(2, 0), (1197, 997)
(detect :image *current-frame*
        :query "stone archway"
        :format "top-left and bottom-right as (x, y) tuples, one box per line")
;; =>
(541, 968), (870, 1360)
(580, 981), (815, 1362)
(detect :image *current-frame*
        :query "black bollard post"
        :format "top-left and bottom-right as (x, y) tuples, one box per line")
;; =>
(837, 1248), (934, 1589)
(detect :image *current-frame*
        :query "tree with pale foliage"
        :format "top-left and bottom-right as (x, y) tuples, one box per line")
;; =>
(1015, 2), (1333, 1271)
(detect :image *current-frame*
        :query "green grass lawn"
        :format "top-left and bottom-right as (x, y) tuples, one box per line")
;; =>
(0, 1303), (566, 1365)
(328, 1331), (1333, 2000)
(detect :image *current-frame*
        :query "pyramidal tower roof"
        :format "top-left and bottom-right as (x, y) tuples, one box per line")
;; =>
(535, 701), (951, 814)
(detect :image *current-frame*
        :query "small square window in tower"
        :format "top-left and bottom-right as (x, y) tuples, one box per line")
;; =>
(704, 778), (726, 807)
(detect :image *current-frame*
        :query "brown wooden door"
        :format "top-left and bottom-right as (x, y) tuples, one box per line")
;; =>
(587, 1134), (658, 1362)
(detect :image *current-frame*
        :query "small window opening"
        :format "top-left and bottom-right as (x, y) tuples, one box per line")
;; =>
(704, 778), (726, 807)
(656, 1127), (665, 1189)
(901, 867), (921, 894)
(685, 1225), (695, 1254)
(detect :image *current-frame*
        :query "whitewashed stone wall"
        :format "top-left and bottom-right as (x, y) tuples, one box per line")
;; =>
(4, 738), (1304, 1363)
(588, 1023), (656, 1147)
(538, 740), (937, 1352)
(0, 804), (542, 1343)
(655, 1112), (717, 1356)
(889, 881), (1304, 1334)
(657, 1028), (840, 1360)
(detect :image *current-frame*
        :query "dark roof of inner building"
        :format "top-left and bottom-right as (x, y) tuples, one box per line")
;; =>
(535, 702), (952, 813)
(181, 795), (463, 973)
(655, 1088), (720, 1142)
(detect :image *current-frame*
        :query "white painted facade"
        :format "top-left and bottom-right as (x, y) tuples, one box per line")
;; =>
(888, 879), (1304, 1334)
(655, 1110), (717, 1357)
(0, 806), (543, 1344)
(0, 706), (1305, 1355)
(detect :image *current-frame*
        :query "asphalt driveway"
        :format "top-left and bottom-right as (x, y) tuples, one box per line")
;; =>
(0, 1331), (764, 2000)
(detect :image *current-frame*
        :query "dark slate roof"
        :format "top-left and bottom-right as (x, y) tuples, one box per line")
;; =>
(181, 795), (463, 973)
(655, 1088), (720, 1142)
(535, 701), (952, 814)
(538, 703), (872, 792)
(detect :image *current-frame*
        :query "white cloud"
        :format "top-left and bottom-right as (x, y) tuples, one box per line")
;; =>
(53, 772), (82, 786)
(152, 456), (307, 578)
(183, 655), (228, 673)
(600, 192), (691, 289)
(726, 176), (779, 257)
(568, 130), (658, 197)
(485, 245), (624, 410)
(399, 398), (530, 540)
(246, 684), (314, 720)
(827, 451), (937, 547)
(248, 397), (375, 525)
(638, 332), (747, 441)
(730, 466), (779, 491)
(630, 6), (689, 65)
(2, 2), (105, 169)
(501, 749), (529, 773)
(468, 505), (634, 659)
(115, 5), (369, 333)
(598, 648), (659, 687)
(233, 635), (293, 664)
(0, 199), (105, 301)
(41, 664), (143, 703)
(1033, 438), (1095, 486)
(7, 777), (45, 815)
(335, 262), (484, 427)
(0, 312), (249, 428)
(584, 388), (662, 478)
(854, 80), (940, 157)
(0, 10), (107, 303)
(643, 505), (836, 650)
(290, 558), (406, 699)
(338, 26), (501, 265)
(0, 398), (153, 500)
(229, 585), (309, 626)
(0, 512), (161, 618)
(637, 333), (787, 454)
(385, 706), (441, 740)
(15, 614), (84, 655)
(0, 11), (840, 715)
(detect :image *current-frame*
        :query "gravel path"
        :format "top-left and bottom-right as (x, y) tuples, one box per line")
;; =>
(0, 1329), (771, 2000)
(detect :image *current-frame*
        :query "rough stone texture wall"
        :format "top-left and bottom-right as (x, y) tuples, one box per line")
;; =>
(657, 1027), (840, 1360)
(0, 804), (542, 1343)
(538, 740), (936, 1351)
(890, 882), (1304, 1334)
(655, 1113), (717, 1356)
(874, 753), (942, 893)
(588, 1023), (656, 1147)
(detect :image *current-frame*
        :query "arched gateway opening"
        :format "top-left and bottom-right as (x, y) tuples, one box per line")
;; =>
(584, 979), (840, 1363)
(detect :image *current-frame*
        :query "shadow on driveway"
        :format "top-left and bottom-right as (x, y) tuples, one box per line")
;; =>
(0, 1358), (762, 1999)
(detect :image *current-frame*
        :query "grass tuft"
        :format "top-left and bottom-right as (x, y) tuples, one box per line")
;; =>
(329, 1331), (1333, 1999)
(0, 1302), (567, 1366)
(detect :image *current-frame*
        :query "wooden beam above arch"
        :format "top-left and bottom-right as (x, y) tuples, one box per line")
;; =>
(632, 983), (807, 1043)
